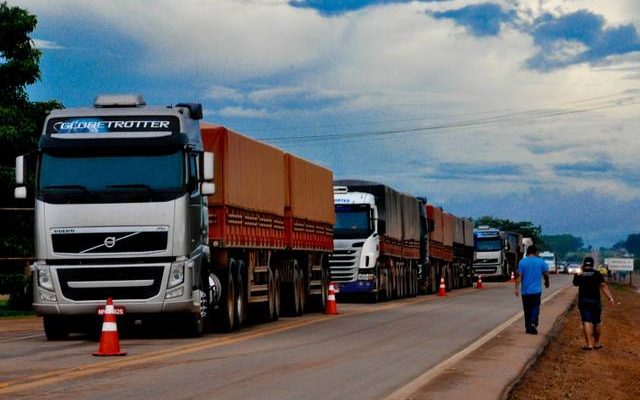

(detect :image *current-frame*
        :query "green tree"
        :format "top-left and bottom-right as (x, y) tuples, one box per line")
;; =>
(541, 234), (584, 259)
(474, 216), (545, 248)
(0, 2), (62, 259)
(625, 233), (640, 256)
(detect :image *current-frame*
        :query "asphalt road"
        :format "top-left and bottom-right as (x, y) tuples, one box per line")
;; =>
(0, 275), (571, 400)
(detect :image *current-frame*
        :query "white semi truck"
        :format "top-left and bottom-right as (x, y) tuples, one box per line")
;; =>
(329, 181), (421, 302)
(15, 95), (334, 339)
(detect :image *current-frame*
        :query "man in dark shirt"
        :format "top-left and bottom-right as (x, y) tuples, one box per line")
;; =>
(573, 256), (615, 350)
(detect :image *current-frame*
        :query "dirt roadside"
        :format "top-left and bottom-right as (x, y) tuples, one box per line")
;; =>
(509, 282), (640, 400)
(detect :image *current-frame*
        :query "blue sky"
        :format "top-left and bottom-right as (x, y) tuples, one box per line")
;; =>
(11, 0), (640, 248)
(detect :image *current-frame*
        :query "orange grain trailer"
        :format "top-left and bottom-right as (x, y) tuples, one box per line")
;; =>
(202, 125), (334, 331)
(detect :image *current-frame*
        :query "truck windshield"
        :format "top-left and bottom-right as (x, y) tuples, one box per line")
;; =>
(475, 239), (502, 252)
(542, 256), (555, 261)
(38, 150), (185, 203)
(334, 204), (371, 239)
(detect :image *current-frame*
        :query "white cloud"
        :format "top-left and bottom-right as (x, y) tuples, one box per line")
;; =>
(215, 106), (270, 119)
(206, 86), (245, 102)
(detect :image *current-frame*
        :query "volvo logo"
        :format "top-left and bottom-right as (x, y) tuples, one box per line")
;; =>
(104, 237), (117, 248)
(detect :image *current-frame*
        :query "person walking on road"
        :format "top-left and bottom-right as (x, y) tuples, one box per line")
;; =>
(514, 245), (550, 335)
(573, 256), (615, 350)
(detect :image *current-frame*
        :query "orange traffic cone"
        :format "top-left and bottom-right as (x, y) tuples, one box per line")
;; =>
(324, 282), (339, 315)
(93, 297), (126, 356)
(510, 271), (515, 283)
(476, 275), (484, 289)
(438, 277), (446, 297)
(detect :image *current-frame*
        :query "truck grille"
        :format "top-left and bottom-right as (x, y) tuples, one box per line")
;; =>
(329, 249), (360, 283)
(52, 231), (168, 254)
(57, 266), (164, 301)
(473, 266), (498, 274)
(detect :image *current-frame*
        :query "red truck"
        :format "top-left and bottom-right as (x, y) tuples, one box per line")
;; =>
(419, 203), (474, 293)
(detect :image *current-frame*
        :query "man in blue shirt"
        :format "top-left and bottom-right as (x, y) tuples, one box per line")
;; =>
(514, 245), (550, 334)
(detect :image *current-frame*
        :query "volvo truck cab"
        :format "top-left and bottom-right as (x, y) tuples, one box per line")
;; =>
(15, 94), (218, 338)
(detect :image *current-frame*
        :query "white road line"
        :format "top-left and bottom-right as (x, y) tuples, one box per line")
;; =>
(384, 285), (570, 400)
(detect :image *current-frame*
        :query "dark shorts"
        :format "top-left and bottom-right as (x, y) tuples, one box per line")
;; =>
(578, 298), (601, 324)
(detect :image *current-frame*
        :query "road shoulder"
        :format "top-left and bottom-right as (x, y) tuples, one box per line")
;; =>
(386, 285), (576, 400)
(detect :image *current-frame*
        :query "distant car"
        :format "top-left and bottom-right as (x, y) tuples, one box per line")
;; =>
(567, 264), (582, 274)
(558, 261), (568, 274)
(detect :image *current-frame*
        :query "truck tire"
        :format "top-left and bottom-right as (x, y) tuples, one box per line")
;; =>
(282, 261), (302, 316)
(44, 316), (69, 341)
(235, 261), (248, 327)
(273, 269), (281, 320)
(215, 262), (236, 332)
(428, 267), (437, 294)
(298, 264), (307, 315)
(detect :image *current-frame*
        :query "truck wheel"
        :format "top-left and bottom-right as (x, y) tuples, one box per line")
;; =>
(445, 266), (452, 292)
(283, 261), (303, 317)
(235, 261), (248, 327)
(273, 269), (281, 320)
(216, 263), (236, 332)
(428, 268), (436, 294)
(293, 266), (303, 316)
(44, 316), (69, 341)
(298, 265), (306, 315)
(410, 269), (418, 297)
(383, 270), (391, 301)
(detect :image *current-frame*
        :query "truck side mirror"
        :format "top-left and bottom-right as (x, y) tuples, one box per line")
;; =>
(377, 220), (386, 235)
(15, 186), (27, 199)
(202, 152), (214, 181)
(15, 155), (26, 185)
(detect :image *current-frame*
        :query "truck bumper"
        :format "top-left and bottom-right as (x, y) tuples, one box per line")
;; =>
(33, 298), (197, 316)
(32, 258), (201, 316)
(337, 280), (377, 293)
(472, 264), (503, 278)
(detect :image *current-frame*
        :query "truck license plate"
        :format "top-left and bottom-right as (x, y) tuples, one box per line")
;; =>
(97, 305), (126, 315)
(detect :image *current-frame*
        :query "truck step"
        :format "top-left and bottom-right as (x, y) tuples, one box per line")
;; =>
(309, 279), (322, 288)
(311, 265), (323, 272)
(309, 289), (323, 295)
(250, 284), (268, 293)
(253, 266), (269, 274)
(248, 295), (269, 303)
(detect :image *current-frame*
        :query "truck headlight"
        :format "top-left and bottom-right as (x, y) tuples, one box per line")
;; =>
(168, 263), (185, 288)
(37, 266), (54, 291)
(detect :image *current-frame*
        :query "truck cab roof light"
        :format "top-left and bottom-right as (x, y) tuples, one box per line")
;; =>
(333, 186), (348, 194)
(94, 94), (146, 108)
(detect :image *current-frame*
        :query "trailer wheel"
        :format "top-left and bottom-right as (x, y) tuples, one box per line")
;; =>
(216, 261), (236, 332)
(298, 264), (307, 315)
(410, 268), (418, 297)
(273, 269), (281, 320)
(292, 265), (303, 316)
(235, 261), (248, 327)
(43, 316), (69, 341)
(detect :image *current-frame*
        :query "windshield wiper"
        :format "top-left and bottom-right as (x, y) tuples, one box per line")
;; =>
(106, 184), (159, 196)
(43, 184), (92, 195)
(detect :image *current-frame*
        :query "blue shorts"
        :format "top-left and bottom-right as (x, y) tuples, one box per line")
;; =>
(578, 298), (601, 324)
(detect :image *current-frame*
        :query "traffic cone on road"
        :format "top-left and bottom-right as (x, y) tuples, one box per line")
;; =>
(438, 277), (446, 297)
(93, 297), (126, 357)
(324, 282), (339, 315)
(476, 275), (484, 289)
(510, 271), (515, 282)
